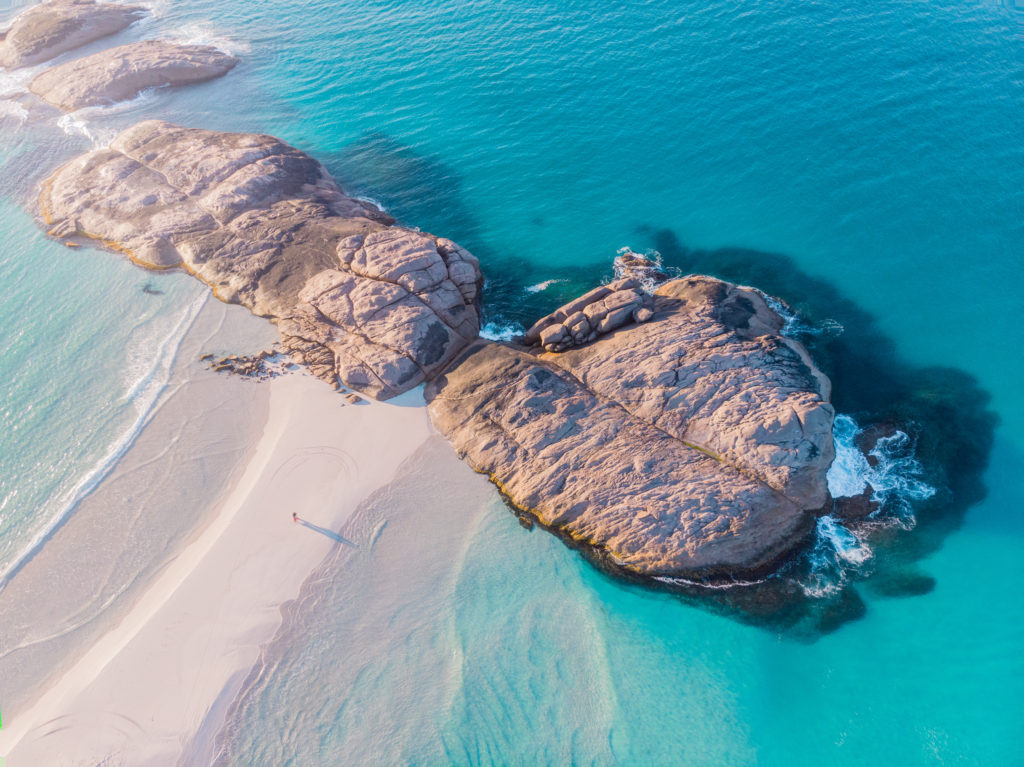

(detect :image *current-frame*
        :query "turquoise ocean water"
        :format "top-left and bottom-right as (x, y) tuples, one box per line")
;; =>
(1, 0), (1022, 763)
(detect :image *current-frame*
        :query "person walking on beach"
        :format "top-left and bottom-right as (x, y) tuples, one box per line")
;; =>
(292, 512), (299, 523)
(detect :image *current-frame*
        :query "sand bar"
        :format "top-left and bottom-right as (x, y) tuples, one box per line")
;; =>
(0, 305), (435, 765)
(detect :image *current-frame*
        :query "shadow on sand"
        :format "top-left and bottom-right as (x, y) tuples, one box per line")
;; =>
(298, 519), (358, 548)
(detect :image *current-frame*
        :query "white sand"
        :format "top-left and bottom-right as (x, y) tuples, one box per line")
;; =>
(0, 370), (434, 766)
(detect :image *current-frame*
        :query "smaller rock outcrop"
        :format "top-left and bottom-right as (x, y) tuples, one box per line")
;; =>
(0, 0), (145, 70)
(29, 40), (238, 111)
(41, 120), (483, 400)
(524, 278), (654, 352)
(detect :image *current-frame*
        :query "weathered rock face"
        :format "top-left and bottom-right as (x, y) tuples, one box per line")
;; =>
(0, 0), (145, 70)
(29, 40), (238, 111)
(524, 277), (654, 352)
(544, 277), (835, 510)
(39, 118), (835, 582)
(426, 275), (835, 582)
(282, 231), (482, 398)
(41, 120), (482, 399)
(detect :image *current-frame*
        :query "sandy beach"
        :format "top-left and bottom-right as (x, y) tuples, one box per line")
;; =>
(0, 300), (438, 766)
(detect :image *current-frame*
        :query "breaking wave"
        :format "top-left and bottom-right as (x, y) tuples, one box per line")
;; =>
(612, 247), (675, 292)
(802, 515), (873, 597)
(480, 320), (525, 342)
(168, 23), (251, 57)
(827, 413), (936, 525)
(755, 289), (844, 339)
(56, 88), (164, 146)
(804, 413), (937, 597)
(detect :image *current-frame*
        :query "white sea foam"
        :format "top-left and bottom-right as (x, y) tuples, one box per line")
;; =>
(0, 293), (208, 586)
(354, 195), (387, 213)
(56, 87), (164, 146)
(135, 0), (171, 20)
(480, 321), (525, 342)
(801, 515), (873, 597)
(655, 574), (768, 590)
(757, 291), (803, 337)
(0, 66), (36, 100)
(168, 23), (250, 56)
(826, 414), (871, 498)
(753, 289), (844, 339)
(803, 413), (936, 597)
(612, 247), (674, 293)
(0, 99), (28, 126)
(525, 279), (566, 294)
(827, 413), (935, 525)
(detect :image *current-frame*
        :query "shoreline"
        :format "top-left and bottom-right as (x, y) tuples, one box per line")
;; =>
(0, 302), (436, 765)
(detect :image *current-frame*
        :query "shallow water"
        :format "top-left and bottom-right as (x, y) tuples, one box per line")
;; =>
(1, 0), (1022, 763)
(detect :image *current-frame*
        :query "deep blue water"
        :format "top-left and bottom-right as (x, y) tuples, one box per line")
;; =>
(1, 0), (1022, 764)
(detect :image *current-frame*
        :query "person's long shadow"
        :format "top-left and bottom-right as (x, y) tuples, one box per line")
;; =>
(298, 519), (358, 548)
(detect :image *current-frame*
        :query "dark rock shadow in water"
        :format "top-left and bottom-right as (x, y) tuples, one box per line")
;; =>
(321, 131), (484, 254)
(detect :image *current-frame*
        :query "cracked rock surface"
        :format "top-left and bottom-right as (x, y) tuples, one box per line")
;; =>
(0, 0), (145, 70)
(41, 120), (483, 399)
(426, 276), (834, 582)
(29, 40), (238, 111)
(39, 118), (835, 583)
(524, 277), (654, 352)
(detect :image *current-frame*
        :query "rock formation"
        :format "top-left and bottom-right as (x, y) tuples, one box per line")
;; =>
(426, 276), (835, 582)
(523, 277), (654, 352)
(0, 0), (145, 70)
(544, 277), (834, 510)
(41, 120), (483, 399)
(40, 118), (838, 584)
(29, 40), (238, 111)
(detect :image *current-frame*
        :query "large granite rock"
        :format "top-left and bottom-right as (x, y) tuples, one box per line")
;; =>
(545, 276), (835, 510)
(0, 0), (145, 70)
(29, 40), (238, 111)
(39, 118), (835, 583)
(426, 276), (835, 582)
(41, 120), (482, 399)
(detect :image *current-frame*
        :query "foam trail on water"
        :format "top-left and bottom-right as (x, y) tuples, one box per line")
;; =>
(354, 195), (387, 213)
(480, 321), (524, 342)
(0, 67), (36, 99)
(753, 289), (844, 339)
(0, 100), (28, 126)
(57, 87), (164, 147)
(0, 292), (208, 587)
(525, 279), (566, 294)
(168, 23), (251, 56)
(864, 429), (937, 523)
